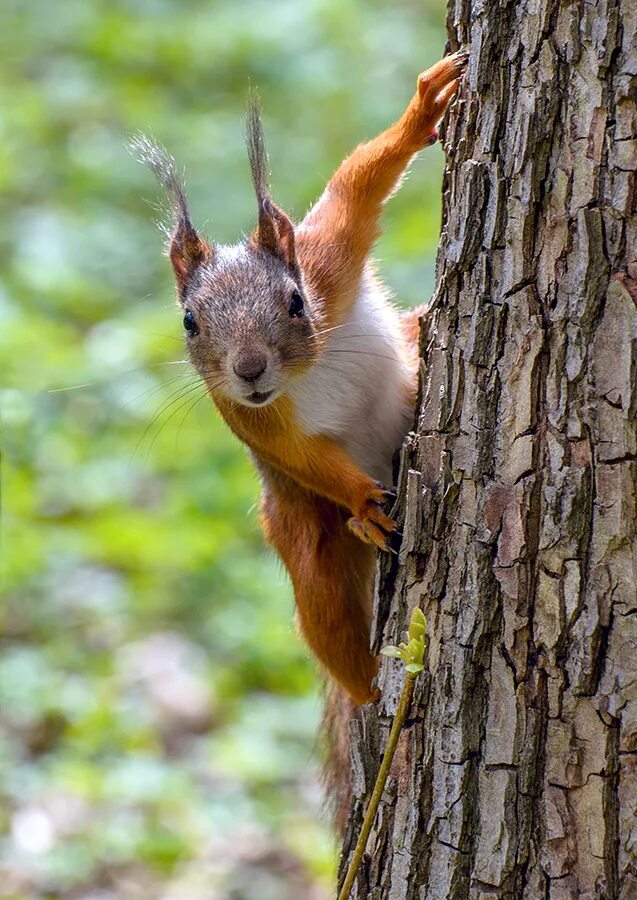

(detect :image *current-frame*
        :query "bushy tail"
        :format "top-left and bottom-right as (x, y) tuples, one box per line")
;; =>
(399, 302), (431, 349)
(321, 680), (359, 835)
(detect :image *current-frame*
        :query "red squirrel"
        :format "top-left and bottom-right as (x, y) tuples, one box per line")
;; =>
(133, 51), (466, 707)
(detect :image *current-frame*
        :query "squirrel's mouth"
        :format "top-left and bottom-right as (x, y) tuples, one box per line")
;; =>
(246, 390), (274, 406)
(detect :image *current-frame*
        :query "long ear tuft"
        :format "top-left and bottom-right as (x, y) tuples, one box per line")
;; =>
(245, 99), (298, 275)
(129, 133), (212, 292)
(245, 95), (270, 212)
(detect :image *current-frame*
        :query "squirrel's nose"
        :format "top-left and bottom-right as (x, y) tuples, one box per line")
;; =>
(233, 351), (268, 383)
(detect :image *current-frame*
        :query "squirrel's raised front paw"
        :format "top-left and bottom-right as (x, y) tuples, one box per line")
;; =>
(347, 483), (399, 553)
(415, 50), (468, 140)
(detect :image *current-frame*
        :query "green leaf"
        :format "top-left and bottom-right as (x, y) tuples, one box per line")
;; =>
(380, 646), (403, 658)
(405, 663), (424, 674)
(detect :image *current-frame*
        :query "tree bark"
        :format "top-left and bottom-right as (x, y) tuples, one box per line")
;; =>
(340, 1), (636, 898)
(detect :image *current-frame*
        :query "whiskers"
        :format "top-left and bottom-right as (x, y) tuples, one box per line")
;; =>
(47, 359), (193, 395)
(311, 321), (403, 364)
(49, 358), (225, 462)
(131, 367), (228, 461)
(287, 332), (403, 372)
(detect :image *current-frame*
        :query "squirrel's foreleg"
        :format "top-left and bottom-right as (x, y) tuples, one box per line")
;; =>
(222, 402), (399, 552)
(298, 52), (467, 313)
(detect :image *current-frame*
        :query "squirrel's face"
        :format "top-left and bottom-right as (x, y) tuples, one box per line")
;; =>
(132, 109), (315, 407)
(181, 244), (319, 407)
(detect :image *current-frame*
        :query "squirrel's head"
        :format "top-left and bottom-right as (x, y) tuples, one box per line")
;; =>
(131, 101), (320, 408)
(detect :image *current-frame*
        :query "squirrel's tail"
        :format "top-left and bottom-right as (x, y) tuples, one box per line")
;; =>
(400, 302), (431, 348)
(321, 680), (359, 834)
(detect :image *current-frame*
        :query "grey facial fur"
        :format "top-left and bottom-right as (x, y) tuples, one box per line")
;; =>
(183, 243), (318, 406)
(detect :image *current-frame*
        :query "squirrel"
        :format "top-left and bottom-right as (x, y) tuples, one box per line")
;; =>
(133, 49), (466, 719)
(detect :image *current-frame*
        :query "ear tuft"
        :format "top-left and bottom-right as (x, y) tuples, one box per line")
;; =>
(130, 133), (214, 292)
(245, 100), (299, 276)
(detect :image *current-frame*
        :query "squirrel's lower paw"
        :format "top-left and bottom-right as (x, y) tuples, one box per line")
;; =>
(348, 484), (399, 552)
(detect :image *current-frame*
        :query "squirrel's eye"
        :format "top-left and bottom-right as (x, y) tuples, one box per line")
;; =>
(288, 291), (304, 318)
(183, 310), (199, 336)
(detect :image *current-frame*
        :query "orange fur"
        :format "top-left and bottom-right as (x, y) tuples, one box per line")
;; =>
(259, 463), (378, 703)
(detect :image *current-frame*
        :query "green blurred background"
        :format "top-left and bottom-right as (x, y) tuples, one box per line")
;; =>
(0, 1), (446, 897)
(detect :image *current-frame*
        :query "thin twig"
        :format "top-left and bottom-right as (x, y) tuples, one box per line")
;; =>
(337, 671), (417, 900)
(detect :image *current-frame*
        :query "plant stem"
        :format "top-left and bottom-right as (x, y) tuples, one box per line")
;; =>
(337, 671), (417, 900)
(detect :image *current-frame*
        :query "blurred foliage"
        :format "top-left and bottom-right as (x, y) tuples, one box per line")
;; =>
(0, 0), (446, 896)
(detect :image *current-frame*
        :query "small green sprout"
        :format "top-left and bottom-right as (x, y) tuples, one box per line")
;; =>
(380, 606), (427, 673)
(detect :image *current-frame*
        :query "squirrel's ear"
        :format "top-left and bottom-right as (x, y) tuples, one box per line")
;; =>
(169, 217), (213, 292)
(254, 198), (299, 276)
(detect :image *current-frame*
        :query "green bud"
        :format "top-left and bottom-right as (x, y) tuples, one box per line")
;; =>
(381, 608), (428, 675)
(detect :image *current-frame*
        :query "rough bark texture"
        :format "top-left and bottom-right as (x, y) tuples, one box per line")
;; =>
(340, 1), (636, 897)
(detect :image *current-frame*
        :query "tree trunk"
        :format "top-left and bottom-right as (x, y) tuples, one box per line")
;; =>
(340, 1), (636, 898)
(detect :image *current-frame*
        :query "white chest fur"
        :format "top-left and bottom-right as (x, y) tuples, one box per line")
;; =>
(288, 274), (417, 484)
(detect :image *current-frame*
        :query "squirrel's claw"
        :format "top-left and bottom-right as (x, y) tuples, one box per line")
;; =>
(417, 50), (468, 102)
(348, 485), (400, 553)
(415, 50), (468, 137)
(370, 481), (397, 503)
(348, 516), (396, 552)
